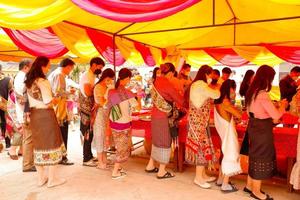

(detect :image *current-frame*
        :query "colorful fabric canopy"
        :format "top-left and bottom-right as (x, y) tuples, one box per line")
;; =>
(1, 0), (300, 68)
(3, 28), (68, 58)
(72, 0), (201, 22)
(86, 28), (125, 66)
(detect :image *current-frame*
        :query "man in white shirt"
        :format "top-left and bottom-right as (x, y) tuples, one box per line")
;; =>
(79, 57), (105, 166)
(14, 59), (36, 172)
(48, 58), (75, 165)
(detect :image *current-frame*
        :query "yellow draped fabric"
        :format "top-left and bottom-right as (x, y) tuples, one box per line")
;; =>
(233, 46), (283, 66)
(51, 22), (99, 60)
(181, 50), (217, 67)
(270, 86), (281, 101)
(0, 0), (74, 30)
(115, 37), (144, 65)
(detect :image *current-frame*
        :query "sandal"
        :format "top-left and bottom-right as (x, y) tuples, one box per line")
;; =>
(157, 172), (175, 179)
(7, 152), (18, 160)
(145, 167), (159, 173)
(250, 193), (273, 200)
(243, 187), (265, 195)
(118, 168), (126, 174)
(96, 165), (110, 170)
(112, 172), (126, 180)
(221, 183), (238, 193)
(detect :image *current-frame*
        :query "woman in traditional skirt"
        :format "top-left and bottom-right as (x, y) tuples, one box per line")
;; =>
(185, 65), (220, 189)
(107, 68), (139, 179)
(214, 80), (242, 193)
(145, 63), (184, 179)
(92, 68), (115, 170)
(244, 65), (287, 200)
(24, 56), (66, 188)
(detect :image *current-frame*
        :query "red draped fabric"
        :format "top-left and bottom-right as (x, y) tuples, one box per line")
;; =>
(204, 48), (249, 67)
(264, 44), (300, 64)
(86, 28), (125, 66)
(3, 28), (68, 58)
(72, 0), (201, 22)
(134, 42), (156, 66)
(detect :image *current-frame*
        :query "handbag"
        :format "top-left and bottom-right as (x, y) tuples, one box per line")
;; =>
(168, 104), (186, 139)
(11, 132), (22, 146)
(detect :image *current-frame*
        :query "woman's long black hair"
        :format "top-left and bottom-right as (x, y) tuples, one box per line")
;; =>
(115, 68), (132, 89)
(239, 70), (255, 97)
(214, 79), (236, 104)
(96, 68), (115, 84)
(24, 56), (49, 88)
(152, 67), (160, 84)
(245, 65), (275, 107)
(184, 65), (213, 108)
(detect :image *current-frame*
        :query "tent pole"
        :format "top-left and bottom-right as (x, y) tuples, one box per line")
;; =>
(234, 17), (236, 46)
(112, 23), (136, 78)
(119, 15), (300, 36)
(212, 0), (215, 25)
(113, 34), (116, 81)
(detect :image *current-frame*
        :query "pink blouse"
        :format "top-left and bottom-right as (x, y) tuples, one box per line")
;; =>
(249, 91), (283, 120)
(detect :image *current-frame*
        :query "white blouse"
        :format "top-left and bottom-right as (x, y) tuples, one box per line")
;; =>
(190, 80), (220, 108)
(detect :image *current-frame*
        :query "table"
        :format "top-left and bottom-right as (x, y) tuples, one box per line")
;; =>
(177, 116), (298, 175)
(131, 112), (298, 176)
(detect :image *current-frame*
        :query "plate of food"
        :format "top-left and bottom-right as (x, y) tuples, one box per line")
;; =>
(139, 115), (151, 121)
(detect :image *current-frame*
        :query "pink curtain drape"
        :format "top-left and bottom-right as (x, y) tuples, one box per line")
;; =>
(134, 42), (156, 66)
(71, 0), (201, 22)
(86, 28), (125, 66)
(3, 28), (68, 58)
(264, 44), (300, 65)
(204, 48), (249, 67)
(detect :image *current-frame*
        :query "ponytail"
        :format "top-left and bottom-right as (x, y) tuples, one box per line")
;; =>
(115, 68), (132, 89)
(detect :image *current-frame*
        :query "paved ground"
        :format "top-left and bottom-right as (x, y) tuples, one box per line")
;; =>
(0, 125), (299, 200)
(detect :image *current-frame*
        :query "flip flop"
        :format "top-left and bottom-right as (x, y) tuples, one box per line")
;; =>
(112, 172), (126, 180)
(250, 193), (273, 200)
(118, 168), (126, 174)
(145, 167), (159, 173)
(221, 183), (238, 193)
(96, 165), (110, 170)
(243, 187), (265, 195)
(157, 172), (175, 179)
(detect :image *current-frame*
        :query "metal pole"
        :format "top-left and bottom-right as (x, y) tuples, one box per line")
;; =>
(119, 15), (300, 36)
(212, 0), (215, 25)
(112, 34), (117, 81)
(234, 17), (236, 46)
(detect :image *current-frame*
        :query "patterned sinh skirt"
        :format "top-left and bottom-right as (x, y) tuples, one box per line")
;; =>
(248, 114), (276, 180)
(30, 108), (66, 166)
(110, 121), (131, 163)
(93, 108), (108, 153)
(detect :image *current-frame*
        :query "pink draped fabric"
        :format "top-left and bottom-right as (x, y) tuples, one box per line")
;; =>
(134, 42), (156, 66)
(204, 48), (249, 67)
(72, 0), (201, 22)
(3, 28), (68, 58)
(86, 28), (125, 66)
(264, 44), (300, 65)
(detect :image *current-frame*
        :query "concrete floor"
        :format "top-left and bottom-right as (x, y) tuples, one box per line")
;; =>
(0, 126), (299, 200)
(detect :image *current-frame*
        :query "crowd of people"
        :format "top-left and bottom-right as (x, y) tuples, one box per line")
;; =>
(0, 56), (300, 200)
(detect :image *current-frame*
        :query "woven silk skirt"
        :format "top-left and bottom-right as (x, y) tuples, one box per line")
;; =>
(30, 108), (65, 166)
(248, 115), (276, 180)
